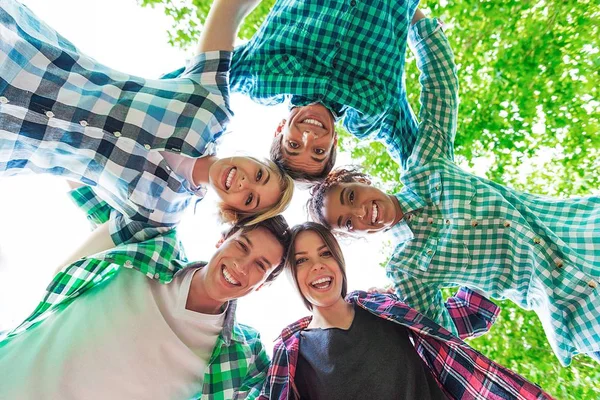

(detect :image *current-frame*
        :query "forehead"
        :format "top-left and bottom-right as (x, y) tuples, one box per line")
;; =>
(294, 230), (326, 250)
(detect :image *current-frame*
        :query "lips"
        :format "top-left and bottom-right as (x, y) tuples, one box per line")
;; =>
(223, 167), (237, 191)
(309, 276), (333, 291)
(222, 265), (241, 286)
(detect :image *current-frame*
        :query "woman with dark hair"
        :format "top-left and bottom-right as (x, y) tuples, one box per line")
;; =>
(258, 222), (554, 400)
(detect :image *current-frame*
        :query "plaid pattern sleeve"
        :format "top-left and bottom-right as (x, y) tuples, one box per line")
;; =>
(406, 18), (459, 168)
(389, 271), (500, 339)
(234, 332), (270, 400)
(69, 186), (113, 229)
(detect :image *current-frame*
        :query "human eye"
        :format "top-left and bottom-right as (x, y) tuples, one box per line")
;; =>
(288, 141), (300, 149)
(345, 219), (353, 232)
(349, 190), (355, 204)
(235, 240), (249, 253)
(256, 169), (263, 182)
(256, 262), (266, 272)
(314, 148), (325, 155)
(245, 193), (253, 207)
(295, 257), (308, 266)
(320, 250), (332, 258)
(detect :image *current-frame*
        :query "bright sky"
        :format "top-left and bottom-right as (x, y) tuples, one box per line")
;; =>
(0, 0), (391, 348)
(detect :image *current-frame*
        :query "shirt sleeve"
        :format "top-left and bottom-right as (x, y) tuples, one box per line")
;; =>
(234, 333), (271, 400)
(394, 273), (500, 339)
(69, 186), (112, 228)
(406, 18), (459, 168)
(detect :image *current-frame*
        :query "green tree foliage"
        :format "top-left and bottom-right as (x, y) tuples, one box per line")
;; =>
(139, 0), (599, 397)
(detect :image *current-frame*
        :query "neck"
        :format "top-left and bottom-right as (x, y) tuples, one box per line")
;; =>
(309, 297), (355, 329)
(186, 268), (226, 314)
(390, 194), (404, 226)
(192, 155), (218, 186)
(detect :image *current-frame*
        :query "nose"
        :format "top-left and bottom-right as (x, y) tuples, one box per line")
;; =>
(311, 261), (326, 272)
(238, 174), (248, 190)
(302, 130), (318, 146)
(231, 258), (248, 276)
(351, 205), (366, 219)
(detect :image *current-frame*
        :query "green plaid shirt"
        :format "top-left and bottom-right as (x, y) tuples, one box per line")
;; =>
(0, 186), (269, 399)
(231, 0), (420, 169)
(387, 19), (600, 366)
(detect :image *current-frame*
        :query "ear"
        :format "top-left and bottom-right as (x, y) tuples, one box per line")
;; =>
(332, 133), (338, 148)
(274, 119), (286, 137)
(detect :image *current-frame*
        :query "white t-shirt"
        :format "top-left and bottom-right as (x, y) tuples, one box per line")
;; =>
(0, 267), (226, 400)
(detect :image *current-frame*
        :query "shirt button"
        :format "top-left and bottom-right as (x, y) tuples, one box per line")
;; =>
(154, 273), (160, 279)
(124, 260), (132, 267)
(533, 237), (541, 244)
(555, 260), (564, 269)
(350, 0), (357, 6)
(45, 111), (55, 118)
(427, 217), (434, 224)
(113, 131), (121, 138)
(503, 221), (511, 228)
(144, 144), (151, 150)
(282, 55), (289, 61)
(0, 96), (8, 104)
(445, 219), (451, 225)
(434, 185), (440, 191)
(588, 280), (597, 289)
(79, 120), (88, 127)
(335, 41), (341, 48)
(471, 220), (478, 227)
(426, 250), (433, 255)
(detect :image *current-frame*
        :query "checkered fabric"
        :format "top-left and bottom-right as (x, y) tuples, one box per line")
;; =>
(0, 194), (270, 400)
(260, 291), (554, 400)
(0, 0), (233, 243)
(386, 18), (600, 366)
(230, 0), (420, 169)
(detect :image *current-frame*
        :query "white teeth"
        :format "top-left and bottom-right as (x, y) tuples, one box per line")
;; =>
(225, 168), (236, 190)
(223, 267), (240, 285)
(371, 202), (378, 224)
(302, 118), (324, 128)
(310, 277), (332, 287)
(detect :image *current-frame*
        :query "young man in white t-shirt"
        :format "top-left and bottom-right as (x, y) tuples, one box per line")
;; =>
(0, 189), (290, 400)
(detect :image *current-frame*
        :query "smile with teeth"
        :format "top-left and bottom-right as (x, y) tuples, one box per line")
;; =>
(222, 266), (241, 286)
(301, 118), (324, 128)
(310, 276), (333, 290)
(225, 167), (237, 190)
(371, 202), (379, 224)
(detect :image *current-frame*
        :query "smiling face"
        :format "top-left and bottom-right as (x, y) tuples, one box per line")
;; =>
(292, 230), (345, 309)
(323, 182), (401, 234)
(208, 156), (282, 214)
(201, 227), (285, 304)
(276, 103), (337, 176)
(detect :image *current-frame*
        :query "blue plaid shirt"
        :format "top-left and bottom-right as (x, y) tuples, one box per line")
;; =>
(0, 0), (233, 244)
(230, 0), (420, 169)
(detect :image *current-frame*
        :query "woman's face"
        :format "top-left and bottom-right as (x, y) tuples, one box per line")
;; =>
(209, 156), (282, 213)
(293, 230), (344, 309)
(322, 182), (399, 234)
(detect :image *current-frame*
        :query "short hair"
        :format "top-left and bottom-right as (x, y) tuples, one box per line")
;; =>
(307, 166), (372, 228)
(223, 215), (292, 284)
(218, 158), (295, 226)
(285, 222), (348, 310)
(270, 133), (338, 185)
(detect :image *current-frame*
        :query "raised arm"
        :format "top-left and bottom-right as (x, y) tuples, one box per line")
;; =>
(394, 273), (500, 339)
(196, 0), (261, 54)
(406, 14), (460, 167)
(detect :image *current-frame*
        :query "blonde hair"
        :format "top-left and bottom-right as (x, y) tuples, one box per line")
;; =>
(218, 158), (295, 226)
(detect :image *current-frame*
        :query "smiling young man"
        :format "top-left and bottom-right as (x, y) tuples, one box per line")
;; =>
(224, 0), (420, 182)
(0, 188), (291, 400)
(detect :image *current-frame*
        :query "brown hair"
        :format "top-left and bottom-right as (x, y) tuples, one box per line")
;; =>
(224, 215), (292, 284)
(270, 133), (338, 185)
(307, 166), (372, 228)
(285, 222), (348, 310)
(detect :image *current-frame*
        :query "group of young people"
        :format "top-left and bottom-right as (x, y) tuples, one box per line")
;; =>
(0, 0), (597, 398)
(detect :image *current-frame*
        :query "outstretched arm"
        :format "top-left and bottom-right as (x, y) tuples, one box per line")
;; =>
(196, 0), (261, 54)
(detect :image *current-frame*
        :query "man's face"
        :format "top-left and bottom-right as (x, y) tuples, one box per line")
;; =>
(323, 182), (400, 234)
(203, 227), (284, 302)
(276, 103), (337, 175)
(208, 156), (282, 213)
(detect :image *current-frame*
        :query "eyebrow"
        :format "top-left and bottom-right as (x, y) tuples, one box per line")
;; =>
(241, 234), (253, 248)
(263, 169), (271, 186)
(283, 147), (326, 163)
